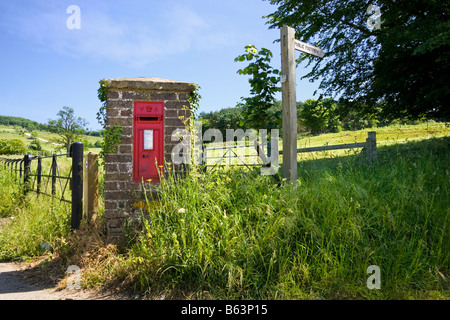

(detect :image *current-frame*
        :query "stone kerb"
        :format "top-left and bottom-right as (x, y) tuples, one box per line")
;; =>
(104, 77), (195, 245)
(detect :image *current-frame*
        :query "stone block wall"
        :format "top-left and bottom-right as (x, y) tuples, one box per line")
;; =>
(104, 77), (195, 245)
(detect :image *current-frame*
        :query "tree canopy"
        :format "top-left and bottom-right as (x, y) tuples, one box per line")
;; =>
(48, 106), (88, 152)
(265, 0), (450, 120)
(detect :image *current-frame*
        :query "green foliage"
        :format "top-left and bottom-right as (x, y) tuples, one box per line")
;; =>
(187, 83), (202, 117)
(0, 139), (27, 155)
(198, 106), (245, 136)
(0, 169), (71, 260)
(96, 79), (108, 128)
(300, 98), (340, 134)
(97, 79), (122, 166)
(100, 123), (123, 158)
(235, 45), (282, 131)
(0, 116), (50, 132)
(370, 3), (450, 120)
(266, 0), (450, 120)
(29, 138), (43, 152)
(48, 106), (88, 152)
(94, 140), (103, 148)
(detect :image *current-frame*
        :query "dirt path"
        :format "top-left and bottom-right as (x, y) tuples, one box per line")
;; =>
(0, 260), (128, 300)
(0, 217), (135, 300)
(23, 132), (61, 146)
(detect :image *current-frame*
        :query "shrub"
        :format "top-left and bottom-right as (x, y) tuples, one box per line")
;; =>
(0, 139), (27, 155)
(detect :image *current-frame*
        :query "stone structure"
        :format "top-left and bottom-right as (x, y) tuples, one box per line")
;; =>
(104, 77), (195, 245)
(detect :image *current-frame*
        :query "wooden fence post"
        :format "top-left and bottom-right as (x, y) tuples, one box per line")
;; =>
(366, 131), (377, 163)
(84, 152), (98, 224)
(71, 142), (83, 230)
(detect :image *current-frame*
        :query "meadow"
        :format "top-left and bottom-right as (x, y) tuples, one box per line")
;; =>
(0, 122), (448, 299)
(0, 125), (102, 155)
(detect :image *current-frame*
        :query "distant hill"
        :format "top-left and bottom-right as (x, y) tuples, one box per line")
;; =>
(0, 115), (50, 132)
(0, 115), (103, 137)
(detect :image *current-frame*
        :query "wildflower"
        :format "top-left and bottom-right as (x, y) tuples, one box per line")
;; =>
(178, 208), (186, 214)
(133, 201), (145, 209)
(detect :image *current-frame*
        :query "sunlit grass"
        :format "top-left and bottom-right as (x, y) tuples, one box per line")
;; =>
(75, 136), (449, 299)
(0, 169), (71, 261)
(1, 122), (448, 299)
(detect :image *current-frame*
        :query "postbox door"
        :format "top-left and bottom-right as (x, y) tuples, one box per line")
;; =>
(133, 101), (164, 183)
(135, 127), (163, 182)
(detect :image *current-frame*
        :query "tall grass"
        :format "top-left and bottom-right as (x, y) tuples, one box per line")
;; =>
(91, 136), (449, 299)
(0, 167), (71, 261)
(1, 130), (448, 299)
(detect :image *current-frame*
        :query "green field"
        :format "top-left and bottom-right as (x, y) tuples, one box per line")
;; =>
(0, 121), (449, 299)
(0, 124), (102, 155)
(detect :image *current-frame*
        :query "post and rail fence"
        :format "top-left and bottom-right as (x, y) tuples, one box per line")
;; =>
(286, 131), (378, 162)
(202, 131), (377, 171)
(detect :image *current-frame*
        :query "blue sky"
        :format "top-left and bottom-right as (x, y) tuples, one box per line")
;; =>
(0, 0), (321, 131)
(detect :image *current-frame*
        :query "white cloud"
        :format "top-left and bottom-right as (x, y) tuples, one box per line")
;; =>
(1, 1), (238, 68)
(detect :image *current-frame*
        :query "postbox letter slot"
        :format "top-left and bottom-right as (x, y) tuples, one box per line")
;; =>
(139, 117), (159, 122)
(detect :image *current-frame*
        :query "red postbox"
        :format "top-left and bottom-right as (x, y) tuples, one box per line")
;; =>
(133, 101), (164, 183)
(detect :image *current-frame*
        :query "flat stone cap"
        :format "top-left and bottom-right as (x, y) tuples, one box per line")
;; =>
(105, 77), (196, 92)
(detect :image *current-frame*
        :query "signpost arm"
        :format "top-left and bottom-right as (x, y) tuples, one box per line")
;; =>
(281, 25), (298, 182)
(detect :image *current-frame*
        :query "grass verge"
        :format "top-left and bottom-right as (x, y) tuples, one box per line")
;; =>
(0, 169), (71, 261)
(72, 137), (449, 299)
(0, 126), (448, 299)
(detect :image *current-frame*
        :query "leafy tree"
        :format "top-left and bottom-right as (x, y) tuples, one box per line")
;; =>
(300, 98), (340, 134)
(94, 140), (103, 148)
(48, 106), (88, 152)
(235, 45), (282, 131)
(198, 107), (245, 136)
(265, 0), (450, 120)
(336, 98), (381, 130)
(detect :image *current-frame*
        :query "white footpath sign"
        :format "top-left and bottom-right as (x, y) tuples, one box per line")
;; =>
(294, 39), (324, 58)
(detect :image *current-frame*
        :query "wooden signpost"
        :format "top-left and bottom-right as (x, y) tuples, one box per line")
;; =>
(280, 25), (324, 182)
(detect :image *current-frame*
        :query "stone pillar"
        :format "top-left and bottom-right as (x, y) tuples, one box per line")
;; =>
(104, 77), (195, 246)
